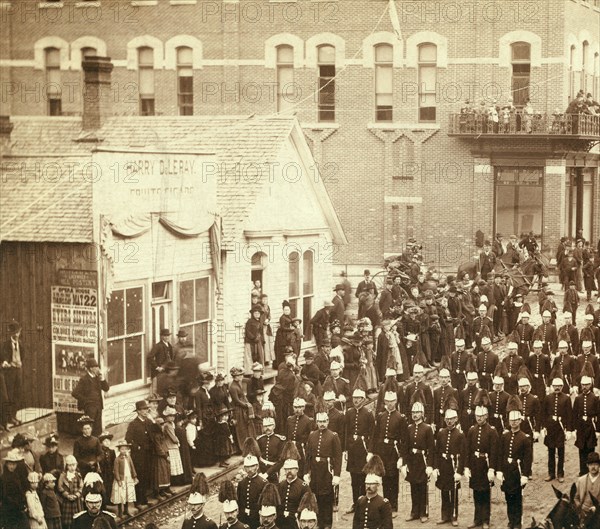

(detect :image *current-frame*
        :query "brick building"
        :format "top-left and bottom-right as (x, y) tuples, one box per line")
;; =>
(1, 0), (599, 274)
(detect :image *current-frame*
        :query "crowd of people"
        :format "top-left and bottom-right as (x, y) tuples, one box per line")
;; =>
(458, 90), (600, 135)
(2, 237), (600, 529)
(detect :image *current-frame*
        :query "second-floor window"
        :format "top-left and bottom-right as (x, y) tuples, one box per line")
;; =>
(138, 46), (155, 116)
(569, 45), (577, 100)
(582, 41), (589, 95)
(375, 44), (393, 122)
(177, 46), (193, 116)
(418, 43), (437, 122)
(276, 45), (294, 113)
(317, 45), (336, 122)
(45, 47), (61, 116)
(511, 41), (531, 107)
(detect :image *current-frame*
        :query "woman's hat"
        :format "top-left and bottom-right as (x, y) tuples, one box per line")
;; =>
(115, 439), (132, 448)
(77, 415), (94, 425)
(98, 431), (113, 441)
(4, 448), (24, 462)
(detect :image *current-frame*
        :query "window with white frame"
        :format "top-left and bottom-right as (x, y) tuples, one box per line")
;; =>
(177, 46), (193, 116)
(288, 251), (314, 341)
(511, 42), (531, 107)
(569, 45), (577, 100)
(375, 44), (393, 122)
(594, 53), (599, 98)
(276, 45), (294, 113)
(45, 48), (61, 116)
(138, 46), (155, 116)
(317, 45), (336, 122)
(582, 41), (589, 95)
(179, 277), (211, 363)
(418, 43), (437, 122)
(107, 286), (145, 387)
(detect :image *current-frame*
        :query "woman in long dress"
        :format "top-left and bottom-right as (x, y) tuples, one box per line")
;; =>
(228, 367), (256, 452)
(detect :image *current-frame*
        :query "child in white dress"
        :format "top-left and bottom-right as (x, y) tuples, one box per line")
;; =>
(26, 472), (48, 529)
(110, 440), (138, 519)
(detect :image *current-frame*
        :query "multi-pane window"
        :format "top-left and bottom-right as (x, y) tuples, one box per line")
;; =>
(317, 45), (335, 122)
(288, 251), (314, 342)
(569, 45), (577, 100)
(511, 42), (531, 107)
(582, 41), (589, 95)
(375, 44), (393, 122)
(177, 46), (193, 116)
(179, 277), (211, 363)
(45, 48), (61, 116)
(276, 45), (294, 113)
(138, 46), (155, 116)
(107, 287), (145, 387)
(418, 43), (437, 122)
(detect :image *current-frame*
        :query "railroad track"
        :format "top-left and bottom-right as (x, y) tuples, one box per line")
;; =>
(117, 462), (242, 527)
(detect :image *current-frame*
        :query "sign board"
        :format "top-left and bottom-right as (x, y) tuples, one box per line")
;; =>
(51, 270), (99, 413)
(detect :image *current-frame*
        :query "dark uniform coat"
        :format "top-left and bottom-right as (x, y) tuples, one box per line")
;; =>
(219, 522), (249, 529)
(574, 353), (600, 387)
(501, 353), (523, 396)
(557, 323), (580, 356)
(519, 392), (541, 439)
(352, 494), (393, 529)
(181, 514), (218, 529)
(450, 350), (470, 391)
(433, 386), (459, 431)
(542, 391), (572, 449)
(285, 413), (314, 473)
(465, 422), (499, 490)
(526, 353), (551, 400)
(536, 322), (558, 356)
(238, 474), (268, 529)
(434, 426), (466, 490)
(472, 316), (493, 349)
(572, 390), (599, 451)
(402, 422), (435, 484)
(498, 429), (533, 494)
(552, 353), (575, 393)
(477, 350), (499, 392)
(327, 407), (345, 439)
(71, 510), (118, 529)
(257, 432), (286, 482)
(277, 477), (310, 528)
(305, 428), (342, 496)
(345, 407), (375, 473)
(371, 409), (408, 474)
(488, 390), (509, 434)
(404, 381), (434, 425)
(459, 385), (480, 434)
(514, 323), (535, 361)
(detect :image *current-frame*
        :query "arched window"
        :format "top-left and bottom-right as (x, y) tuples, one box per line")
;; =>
(594, 52), (599, 100)
(177, 46), (193, 116)
(511, 42), (531, 106)
(276, 45), (294, 113)
(138, 47), (155, 116)
(375, 44), (393, 122)
(569, 45), (577, 100)
(582, 41), (589, 94)
(317, 45), (336, 122)
(45, 48), (61, 116)
(418, 43), (437, 122)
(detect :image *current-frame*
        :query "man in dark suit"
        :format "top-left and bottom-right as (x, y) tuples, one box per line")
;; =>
(125, 400), (152, 507)
(72, 357), (110, 436)
(355, 270), (378, 299)
(310, 302), (333, 348)
(492, 233), (504, 259)
(0, 320), (24, 426)
(149, 328), (173, 380)
(331, 285), (346, 326)
(477, 243), (496, 281)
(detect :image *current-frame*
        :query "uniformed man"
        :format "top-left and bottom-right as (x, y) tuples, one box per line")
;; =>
(370, 386), (407, 516)
(496, 396), (533, 529)
(541, 376), (572, 483)
(297, 492), (319, 529)
(72, 485), (118, 529)
(238, 453), (268, 529)
(526, 341), (551, 401)
(450, 339), (469, 391)
(304, 408), (342, 529)
(404, 364), (434, 425)
(477, 337), (499, 392)
(323, 390), (344, 438)
(277, 458), (309, 529)
(472, 305), (493, 351)
(557, 312), (579, 356)
(352, 455), (393, 529)
(459, 371), (480, 434)
(581, 313), (600, 355)
(258, 417), (286, 483)
(400, 400), (435, 523)
(489, 374), (509, 434)
(285, 398), (314, 477)
(218, 480), (249, 529)
(574, 340), (600, 387)
(501, 342), (523, 396)
(433, 400), (466, 526)
(516, 374), (541, 450)
(464, 397), (499, 529)
(344, 386), (375, 514)
(257, 483), (281, 529)
(536, 310), (558, 355)
(514, 309), (534, 362)
(551, 340), (574, 393)
(572, 364), (600, 476)
(433, 368), (459, 431)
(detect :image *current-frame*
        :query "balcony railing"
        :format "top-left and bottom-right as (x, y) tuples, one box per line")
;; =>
(448, 112), (600, 138)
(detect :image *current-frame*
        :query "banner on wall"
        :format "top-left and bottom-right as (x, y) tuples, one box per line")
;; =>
(51, 270), (99, 413)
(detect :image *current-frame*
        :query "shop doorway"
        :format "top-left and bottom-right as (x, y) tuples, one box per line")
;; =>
(565, 168), (595, 241)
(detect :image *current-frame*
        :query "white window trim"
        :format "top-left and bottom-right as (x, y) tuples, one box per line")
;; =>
(567, 34), (581, 71)
(34, 36), (69, 70)
(70, 36), (107, 70)
(362, 32), (403, 68)
(177, 274), (213, 364)
(265, 33), (304, 68)
(286, 248), (315, 346)
(405, 31), (448, 68)
(305, 33), (346, 69)
(164, 35), (203, 70)
(127, 35), (164, 70)
(579, 32), (597, 73)
(498, 30), (542, 68)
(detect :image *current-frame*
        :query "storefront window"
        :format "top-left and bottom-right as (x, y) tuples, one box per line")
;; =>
(495, 166), (543, 240)
(179, 277), (211, 363)
(106, 286), (145, 387)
